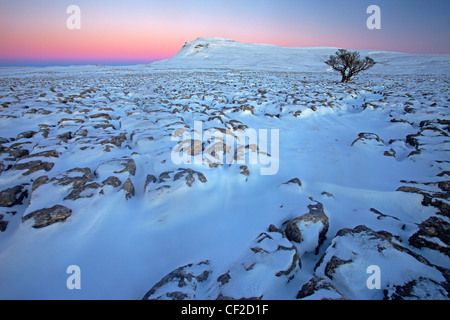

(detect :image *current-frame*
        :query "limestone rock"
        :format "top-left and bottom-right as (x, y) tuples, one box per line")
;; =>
(296, 276), (349, 300)
(142, 261), (212, 300)
(284, 201), (329, 254)
(314, 225), (448, 299)
(409, 216), (450, 257)
(0, 185), (28, 207)
(22, 205), (72, 228)
(120, 178), (135, 200)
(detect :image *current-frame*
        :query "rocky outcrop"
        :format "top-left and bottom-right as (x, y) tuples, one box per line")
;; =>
(282, 177), (302, 188)
(351, 132), (384, 147)
(284, 201), (329, 254)
(145, 168), (208, 197)
(296, 276), (348, 300)
(120, 178), (135, 200)
(0, 185), (28, 207)
(143, 225), (302, 300)
(22, 205), (72, 228)
(13, 160), (54, 176)
(409, 216), (450, 257)
(314, 225), (449, 300)
(142, 261), (212, 300)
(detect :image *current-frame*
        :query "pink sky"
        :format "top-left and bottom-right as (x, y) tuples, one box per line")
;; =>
(1, 0), (449, 66)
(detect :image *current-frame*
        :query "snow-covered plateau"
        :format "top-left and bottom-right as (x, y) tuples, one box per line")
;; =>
(0, 38), (449, 300)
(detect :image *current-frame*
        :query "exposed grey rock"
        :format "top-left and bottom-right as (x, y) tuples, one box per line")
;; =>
(0, 137), (9, 144)
(57, 131), (72, 143)
(142, 261), (212, 300)
(172, 168), (207, 187)
(100, 132), (127, 148)
(64, 182), (101, 201)
(144, 174), (157, 190)
(89, 113), (112, 120)
(239, 165), (250, 176)
(351, 132), (384, 147)
(0, 222), (7, 232)
(0, 185), (28, 207)
(7, 147), (29, 159)
(409, 216), (450, 257)
(120, 178), (135, 200)
(284, 201), (329, 254)
(13, 160), (54, 176)
(324, 256), (353, 280)
(315, 225), (448, 299)
(283, 177), (302, 187)
(438, 181), (450, 192)
(296, 276), (348, 300)
(384, 277), (449, 300)
(321, 191), (334, 198)
(142, 224), (303, 300)
(22, 205), (72, 228)
(369, 208), (400, 221)
(173, 139), (203, 156)
(50, 167), (92, 188)
(21, 150), (60, 159)
(113, 158), (136, 176)
(217, 272), (231, 285)
(0, 214), (8, 232)
(31, 176), (49, 192)
(159, 171), (173, 183)
(16, 131), (37, 140)
(396, 185), (450, 218)
(102, 176), (122, 188)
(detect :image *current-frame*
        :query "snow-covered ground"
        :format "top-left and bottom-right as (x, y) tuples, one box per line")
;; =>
(0, 38), (449, 300)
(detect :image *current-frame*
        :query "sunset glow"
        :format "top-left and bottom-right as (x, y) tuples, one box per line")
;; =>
(1, 0), (449, 66)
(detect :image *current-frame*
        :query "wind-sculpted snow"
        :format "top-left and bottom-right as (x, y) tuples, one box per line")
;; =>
(0, 64), (449, 299)
(152, 37), (450, 75)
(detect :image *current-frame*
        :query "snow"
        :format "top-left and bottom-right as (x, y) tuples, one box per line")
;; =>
(152, 37), (450, 75)
(0, 37), (449, 300)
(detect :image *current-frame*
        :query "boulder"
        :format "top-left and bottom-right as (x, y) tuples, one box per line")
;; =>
(142, 261), (212, 300)
(13, 160), (54, 176)
(283, 177), (302, 187)
(50, 167), (92, 189)
(284, 201), (329, 254)
(409, 216), (450, 257)
(29, 168), (101, 205)
(102, 176), (122, 188)
(0, 185), (28, 207)
(296, 276), (348, 300)
(173, 168), (207, 187)
(351, 132), (384, 147)
(142, 225), (302, 300)
(314, 225), (448, 299)
(385, 277), (449, 300)
(22, 205), (72, 228)
(95, 158), (136, 179)
(120, 178), (135, 200)
(16, 131), (38, 140)
(64, 182), (102, 201)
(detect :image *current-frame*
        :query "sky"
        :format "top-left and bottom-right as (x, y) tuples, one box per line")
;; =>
(0, 0), (449, 66)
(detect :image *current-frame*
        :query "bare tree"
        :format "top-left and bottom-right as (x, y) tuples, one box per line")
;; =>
(325, 49), (376, 83)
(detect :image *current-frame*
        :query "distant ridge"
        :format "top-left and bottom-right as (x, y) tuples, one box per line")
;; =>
(152, 37), (450, 74)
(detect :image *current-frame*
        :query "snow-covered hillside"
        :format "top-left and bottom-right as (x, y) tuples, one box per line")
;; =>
(0, 38), (449, 300)
(152, 37), (450, 75)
